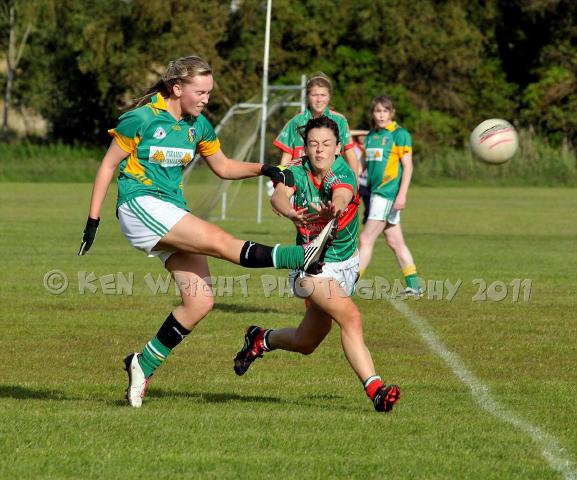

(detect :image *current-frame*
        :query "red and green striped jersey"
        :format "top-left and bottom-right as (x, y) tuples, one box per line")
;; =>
(273, 108), (354, 160)
(109, 94), (220, 210)
(288, 156), (359, 262)
(364, 122), (412, 200)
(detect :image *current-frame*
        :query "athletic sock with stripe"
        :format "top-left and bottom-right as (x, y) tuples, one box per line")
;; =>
(138, 312), (191, 377)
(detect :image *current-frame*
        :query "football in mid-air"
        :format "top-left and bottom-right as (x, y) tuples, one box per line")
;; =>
(470, 119), (518, 164)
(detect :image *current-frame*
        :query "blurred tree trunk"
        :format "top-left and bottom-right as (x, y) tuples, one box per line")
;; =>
(2, 3), (31, 142)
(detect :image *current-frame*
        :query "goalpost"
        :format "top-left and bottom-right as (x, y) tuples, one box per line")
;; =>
(184, 0), (306, 223)
(182, 84), (305, 221)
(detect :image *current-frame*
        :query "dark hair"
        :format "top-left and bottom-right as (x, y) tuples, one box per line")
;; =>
(298, 115), (340, 145)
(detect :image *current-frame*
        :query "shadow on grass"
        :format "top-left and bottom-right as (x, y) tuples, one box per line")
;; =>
(212, 303), (288, 315)
(0, 384), (73, 400)
(148, 389), (281, 404)
(146, 389), (357, 411)
(0, 385), (353, 411)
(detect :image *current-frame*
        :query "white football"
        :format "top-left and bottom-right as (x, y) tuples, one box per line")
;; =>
(470, 119), (518, 164)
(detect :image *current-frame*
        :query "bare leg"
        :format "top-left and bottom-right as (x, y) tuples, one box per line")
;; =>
(267, 302), (332, 355)
(157, 213), (247, 264)
(304, 277), (376, 381)
(383, 223), (415, 270)
(166, 252), (215, 330)
(359, 219), (386, 273)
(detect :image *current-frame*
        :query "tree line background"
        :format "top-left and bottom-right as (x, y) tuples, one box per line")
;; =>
(1, 0), (576, 184)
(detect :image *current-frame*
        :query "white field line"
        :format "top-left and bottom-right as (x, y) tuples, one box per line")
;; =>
(389, 299), (576, 480)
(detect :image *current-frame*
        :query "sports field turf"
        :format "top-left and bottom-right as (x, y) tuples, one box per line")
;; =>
(1, 182), (575, 479)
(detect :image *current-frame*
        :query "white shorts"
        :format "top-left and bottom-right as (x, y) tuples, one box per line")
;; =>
(289, 252), (360, 298)
(367, 194), (400, 224)
(117, 196), (188, 264)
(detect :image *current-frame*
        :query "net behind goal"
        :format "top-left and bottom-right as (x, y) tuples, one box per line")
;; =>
(182, 89), (300, 219)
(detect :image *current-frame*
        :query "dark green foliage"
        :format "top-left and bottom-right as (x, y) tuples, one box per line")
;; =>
(2, 0), (577, 152)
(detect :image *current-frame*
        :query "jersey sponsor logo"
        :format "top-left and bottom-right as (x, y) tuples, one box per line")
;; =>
(153, 127), (167, 140)
(149, 146), (195, 167)
(297, 221), (325, 237)
(365, 148), (384, 162)
(188, 127), (196, 144)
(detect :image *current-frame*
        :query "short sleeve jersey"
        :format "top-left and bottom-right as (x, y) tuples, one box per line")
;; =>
(108, 94), (221, 210)
(273, 108), (354, 160)
(364, 122), (412, 200)
(288, 156), (359, 263)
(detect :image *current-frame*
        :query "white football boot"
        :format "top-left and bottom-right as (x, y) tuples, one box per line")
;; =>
(123, 353), (151, 408)
(302, 218), (338, 274)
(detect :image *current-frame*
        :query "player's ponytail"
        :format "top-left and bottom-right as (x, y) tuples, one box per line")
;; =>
(126, 55), (212, 110)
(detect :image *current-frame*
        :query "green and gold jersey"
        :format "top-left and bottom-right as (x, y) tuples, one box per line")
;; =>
(273, 108), (354, 160)
(364, 122), (412, 200)
(109, 94), (221, 210)
(288, 156), (359, 263)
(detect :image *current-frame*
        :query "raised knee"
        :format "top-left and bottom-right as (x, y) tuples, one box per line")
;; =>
(297, 343), (317, 356)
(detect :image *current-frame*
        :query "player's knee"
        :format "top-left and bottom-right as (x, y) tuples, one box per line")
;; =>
(296, 341), (318, 356)
(181, 295), (214, 325)
(359, 231), (370, 248)
(205, 229), (236, 259)
(339, 307), (362, 333)
(386, 235), (403, 252)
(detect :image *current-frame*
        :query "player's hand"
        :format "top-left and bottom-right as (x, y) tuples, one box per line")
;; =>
(393, 194), (407, 210)
(287, 207), (309, 227)
(261, 164), (295, 187)
(310, 200), (341, 220)
(78, 217), (100, 256)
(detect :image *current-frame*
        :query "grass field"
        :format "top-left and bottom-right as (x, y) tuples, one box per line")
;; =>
(1, 182), (576, 479)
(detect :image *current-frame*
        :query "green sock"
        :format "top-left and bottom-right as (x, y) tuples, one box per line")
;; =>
(273, 244), (305, 269)
(402, 264), (420, 291)
(405, 274), (420, 290)
(139, 337), (171, 377)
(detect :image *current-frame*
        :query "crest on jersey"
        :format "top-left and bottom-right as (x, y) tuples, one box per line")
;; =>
(153, 127), (166, 140)
(381, 137), (389, 146)
(188, 127), (196, 143)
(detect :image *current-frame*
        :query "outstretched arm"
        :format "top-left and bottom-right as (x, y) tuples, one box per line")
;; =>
(271, 183), (308, 227)
(204, 149), (261, 179)
(310, 187), (353, 220)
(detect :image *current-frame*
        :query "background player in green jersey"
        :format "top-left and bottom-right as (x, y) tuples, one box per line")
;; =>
(77, 55), (337, 408)
(359, 95), (422, 296)
(273, 73), (359, 174)
(234, 116), (400, 413)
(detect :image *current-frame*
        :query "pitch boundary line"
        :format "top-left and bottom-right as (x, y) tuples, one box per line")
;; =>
(389, 299), (576, 480)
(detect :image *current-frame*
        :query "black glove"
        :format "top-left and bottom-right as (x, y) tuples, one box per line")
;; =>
(78, 217), (100, 256)
(261, 164), (295, 187)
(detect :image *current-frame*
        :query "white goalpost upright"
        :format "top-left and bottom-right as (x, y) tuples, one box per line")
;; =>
(183, 0), (306, 222)
(256, 0), (272, 225)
